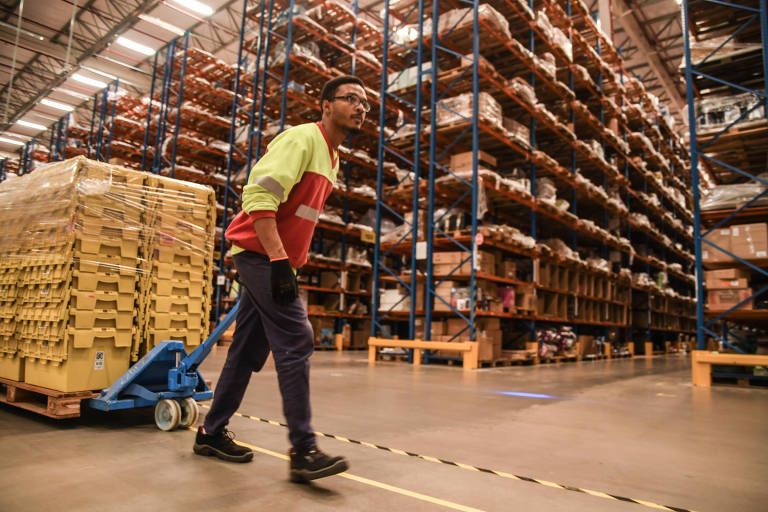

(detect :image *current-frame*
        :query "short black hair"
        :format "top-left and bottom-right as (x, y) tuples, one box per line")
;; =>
(320, 75), (364, 112)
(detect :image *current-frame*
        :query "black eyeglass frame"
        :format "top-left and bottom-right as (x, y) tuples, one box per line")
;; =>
(331, 94), (371, 112)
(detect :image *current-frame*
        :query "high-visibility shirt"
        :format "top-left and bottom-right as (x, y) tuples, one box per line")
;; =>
(225, 122), (339, 269)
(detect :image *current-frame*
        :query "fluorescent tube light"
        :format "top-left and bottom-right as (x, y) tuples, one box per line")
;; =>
(72, 73), (107, 88)
(55, 87), (92, 101)
(0, 137), (25, 146)
(139, 14), (185, 35)
(41, 99), (75, 112)
(16, 120), (47, 131)
(81, 67), (117, 80)
(116, 36), (155, 56)
(169, 0), (214, 16)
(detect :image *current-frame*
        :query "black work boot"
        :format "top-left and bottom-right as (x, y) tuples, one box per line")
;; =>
(289, 446), (349, 482)
(193, 426), (254, 463)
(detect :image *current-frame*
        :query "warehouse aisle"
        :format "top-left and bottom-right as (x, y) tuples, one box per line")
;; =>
(1, 351), (766, 512)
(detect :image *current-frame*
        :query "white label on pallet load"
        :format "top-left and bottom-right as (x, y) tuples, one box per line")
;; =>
(94, 351), (105, 370)
(217, 275), (226, 286)
(415, 241), (427, 260)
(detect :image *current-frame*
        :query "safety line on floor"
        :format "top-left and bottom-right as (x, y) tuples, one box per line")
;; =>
(187, 426), (485, 512)
(201, 405), (698, 512)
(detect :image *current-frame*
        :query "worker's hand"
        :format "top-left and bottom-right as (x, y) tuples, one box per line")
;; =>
(270, 257), (298, 305)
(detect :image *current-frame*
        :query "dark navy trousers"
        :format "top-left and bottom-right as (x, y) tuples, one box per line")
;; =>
(203, 251), (316, 452)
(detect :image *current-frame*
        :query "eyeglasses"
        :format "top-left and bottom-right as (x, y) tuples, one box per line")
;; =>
(332, 94), (371, 112)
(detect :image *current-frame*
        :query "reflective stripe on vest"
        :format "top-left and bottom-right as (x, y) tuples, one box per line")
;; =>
(295, 204), (320, 223)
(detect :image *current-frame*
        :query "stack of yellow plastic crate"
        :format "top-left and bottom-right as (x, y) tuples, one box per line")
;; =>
(134, 174), (216, 360)
(0, 257), (21, 379)
(12, 159), (144, 391)
(0, 171), (30, 380)
(0, 156), (216, 392)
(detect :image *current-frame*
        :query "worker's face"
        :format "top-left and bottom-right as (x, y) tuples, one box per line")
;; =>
(325, 83), (367, 133)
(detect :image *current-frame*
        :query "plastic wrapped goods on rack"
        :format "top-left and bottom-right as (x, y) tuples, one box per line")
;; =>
(0, 156), (216, 391)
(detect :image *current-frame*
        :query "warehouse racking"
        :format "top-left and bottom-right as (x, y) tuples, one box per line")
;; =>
(371, 0), (696, 366)
(683, 0), (768, 358)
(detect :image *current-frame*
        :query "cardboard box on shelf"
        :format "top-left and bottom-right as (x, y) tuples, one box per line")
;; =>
(498, 260), (517, 279)
(430, 320), (446, 340)
(515, 284), (536, 311)
(477, 317), (500, 330)
(434, 280), (456, 312)
(702, 228), (732, 263)
(450, 150), (497, 172)
(502, 117), (530, 143)
(707, 288), (754, 310)
(432, 251), (495, 275)
(476, 335), (500, 361)
(577, 335), (596, 356)
(446, 318), (470, 336)
(730, 223), (768, 260)
(351, 330), (369, 349)
(706, 277), (749, 290)
(705, 268), (750, 280)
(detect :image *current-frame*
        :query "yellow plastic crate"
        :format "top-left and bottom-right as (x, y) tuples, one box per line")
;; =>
(0, 352), (24, 381)
(68, 309), (134, 330)
(151, 279), (204, 298)
(24, 341), (130, 392)
(150, 295), (205, 315)
(70, 290), (136, 312)
(148, 312), (202, 330)
(72, 271), (137, 294)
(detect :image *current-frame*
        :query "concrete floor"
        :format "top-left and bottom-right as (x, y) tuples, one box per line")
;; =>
(1, 349), (766, 512)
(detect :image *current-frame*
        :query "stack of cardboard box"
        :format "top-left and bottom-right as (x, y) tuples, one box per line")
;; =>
(706, 268), (753, 311)
(703, 222), (766, 312)
(703, 223), (767, 263)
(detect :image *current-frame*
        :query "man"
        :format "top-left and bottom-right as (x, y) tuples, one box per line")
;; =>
(193, 76), (369, 483)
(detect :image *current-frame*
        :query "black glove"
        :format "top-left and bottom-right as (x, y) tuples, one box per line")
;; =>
(270, 257), (298, 305)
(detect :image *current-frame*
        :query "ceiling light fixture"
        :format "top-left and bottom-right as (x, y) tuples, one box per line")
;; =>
(0, 137), (25, 146)
(16, 120), (47, 131)
(169, 0), (214, 16)
(55, 87), (92, 101)
(116, 36), (156, 56)
(72, 73), (107, 89)
(41, 99), (75, 112)
(139, 14), (185, 35)
(81, 67), (117, 81)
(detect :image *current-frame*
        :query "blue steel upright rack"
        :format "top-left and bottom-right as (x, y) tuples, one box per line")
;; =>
(683, 0), (768, 351)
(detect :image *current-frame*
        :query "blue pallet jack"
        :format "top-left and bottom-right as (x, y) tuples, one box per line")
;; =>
(88, 302), (238, 431)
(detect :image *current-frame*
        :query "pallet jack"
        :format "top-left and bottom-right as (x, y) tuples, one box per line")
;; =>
(88, 303), (238, 431)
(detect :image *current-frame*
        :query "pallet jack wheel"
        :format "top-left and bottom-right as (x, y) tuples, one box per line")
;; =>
(155, 399), (181, 431)
(178, 397), (199, 429)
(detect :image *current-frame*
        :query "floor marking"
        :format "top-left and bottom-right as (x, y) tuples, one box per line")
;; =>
(205, 405), (699, 512)
(188, 426), (485, 512)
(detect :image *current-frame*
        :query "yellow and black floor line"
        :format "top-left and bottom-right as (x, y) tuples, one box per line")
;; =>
(203, 405), (697, 512)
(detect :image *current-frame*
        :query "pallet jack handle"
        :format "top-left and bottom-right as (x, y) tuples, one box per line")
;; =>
(178, 301), (239, 375)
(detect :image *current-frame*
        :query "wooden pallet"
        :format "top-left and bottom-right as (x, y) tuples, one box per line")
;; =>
(540, 354), (580, 364)
(0, 377), (97, 419)
(477, 357), (533, 368)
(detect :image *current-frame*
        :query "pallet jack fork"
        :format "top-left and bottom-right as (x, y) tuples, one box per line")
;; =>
(88, 302), (238, 431)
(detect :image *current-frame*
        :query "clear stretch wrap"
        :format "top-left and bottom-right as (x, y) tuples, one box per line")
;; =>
(0, 156), (216, 391)
(436, 91), (503, 128)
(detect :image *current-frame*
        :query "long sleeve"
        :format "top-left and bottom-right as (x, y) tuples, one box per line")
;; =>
(241, 131), (311, 216)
